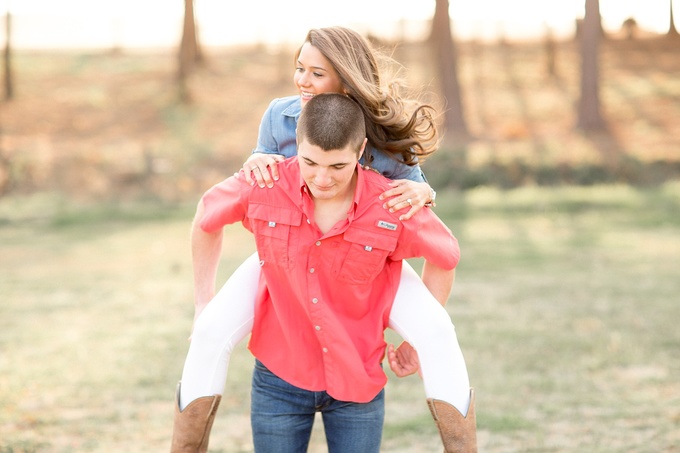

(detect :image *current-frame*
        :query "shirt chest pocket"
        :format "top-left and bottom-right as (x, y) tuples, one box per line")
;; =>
(336, 227), (398, 285)
(248, 203), (302, 268)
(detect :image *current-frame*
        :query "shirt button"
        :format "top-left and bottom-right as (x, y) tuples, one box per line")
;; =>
(309, 268), (315, 273)
(306, 218), (311, 224)
(323, 348), (328, 353)
(312, 298), (318, 304)
(315, 325), (321, 331)
(315, 241), (321, 246)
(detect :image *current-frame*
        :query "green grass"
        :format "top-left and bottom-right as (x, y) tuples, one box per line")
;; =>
(1, 183), (679, 452)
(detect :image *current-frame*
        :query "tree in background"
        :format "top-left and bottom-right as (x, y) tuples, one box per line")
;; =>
(577, 0), (606, 131)
(3, 9), (12, 101)
(430, 0), (470, 143)
(178, 0), (203, 103)
(544, 24), (558, 77)
(668, 0), (679, 37)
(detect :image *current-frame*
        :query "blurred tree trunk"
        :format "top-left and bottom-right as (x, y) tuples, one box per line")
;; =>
(430, 0), (470, 142)
(177, 0), (203, 103)
(4, 10), (13, 101)
(577, 0), (606, 131)
(544, 25), (557, 77)
(669, 0), (679, 36)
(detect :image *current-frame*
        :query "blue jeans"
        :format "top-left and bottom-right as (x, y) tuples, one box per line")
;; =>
(250, 360), (385, 453)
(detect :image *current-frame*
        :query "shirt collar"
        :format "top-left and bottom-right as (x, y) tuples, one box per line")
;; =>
(348, 163), (363, 220)
(282, 97), (302, 119)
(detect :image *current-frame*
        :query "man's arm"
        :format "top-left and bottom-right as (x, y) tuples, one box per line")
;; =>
(191, 200), (224, 325)
(421, 260), (456, 307)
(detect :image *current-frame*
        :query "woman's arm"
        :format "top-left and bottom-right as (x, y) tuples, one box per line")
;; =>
(380, 180), (436, 221)
(241, 97), (298, 187)
(365, 148), (436, 221)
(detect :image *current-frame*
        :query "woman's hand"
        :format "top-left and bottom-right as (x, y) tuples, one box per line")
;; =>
(387, 342), (421, 378)
(380, 180), (434, 221)
(242, 153), (286, 188)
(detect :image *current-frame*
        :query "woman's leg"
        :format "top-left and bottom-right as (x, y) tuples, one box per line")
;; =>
(179, 252), (261, 409)
(388, 261), (471, 415)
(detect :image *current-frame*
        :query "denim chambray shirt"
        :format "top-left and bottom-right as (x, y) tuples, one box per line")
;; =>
(252, 96), (426, 183)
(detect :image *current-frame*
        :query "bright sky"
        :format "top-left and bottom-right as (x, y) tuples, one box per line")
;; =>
(0, 0), (677, 49)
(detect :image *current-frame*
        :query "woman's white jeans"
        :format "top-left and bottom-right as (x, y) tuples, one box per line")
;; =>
(180, 252), (471, 415)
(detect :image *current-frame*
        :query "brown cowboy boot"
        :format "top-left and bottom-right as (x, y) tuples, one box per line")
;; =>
(170, 382), (221, 453)
(427, 389), (477, 453)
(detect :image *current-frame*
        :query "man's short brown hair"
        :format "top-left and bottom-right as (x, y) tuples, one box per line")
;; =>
(296, 93), (366, 155)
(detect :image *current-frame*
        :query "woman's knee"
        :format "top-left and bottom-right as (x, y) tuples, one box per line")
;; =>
(413, 314), (457, 348)
(191, 311), (234, 347)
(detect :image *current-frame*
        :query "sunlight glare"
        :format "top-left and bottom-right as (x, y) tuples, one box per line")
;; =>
(0, 0), (676, 49)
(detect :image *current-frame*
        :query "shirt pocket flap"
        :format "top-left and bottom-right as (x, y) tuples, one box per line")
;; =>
(248, 203), (302, 238)
(343, 227), (398, 252)
(248, 203), (302, 225)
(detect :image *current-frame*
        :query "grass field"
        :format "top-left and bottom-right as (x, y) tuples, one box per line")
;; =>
(1, 182), (679, 452)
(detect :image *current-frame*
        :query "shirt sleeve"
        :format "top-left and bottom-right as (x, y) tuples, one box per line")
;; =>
(360, 146), (427, 183)
(252, 98), (290, 156)
(199, 172), (251, 233)
(252, 98), (279, 155)
(391, 209), (459, 270)
(389, 160), (427, 182)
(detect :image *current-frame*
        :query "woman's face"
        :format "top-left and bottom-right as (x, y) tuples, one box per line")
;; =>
(294, 43), (345, 107)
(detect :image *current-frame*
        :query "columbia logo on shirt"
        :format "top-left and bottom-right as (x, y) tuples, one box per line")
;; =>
(376, 220), (397, 231)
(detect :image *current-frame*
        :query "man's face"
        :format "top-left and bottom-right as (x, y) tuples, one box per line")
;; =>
(298, 139), (365, 202)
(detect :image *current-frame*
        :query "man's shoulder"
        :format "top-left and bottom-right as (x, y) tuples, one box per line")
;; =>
(247, 157), (300, 202)
(357, 168), (405, 224)
(278, 155), (300, 173)
(360, 166), (393, 196)
(358, 166), (443, 227)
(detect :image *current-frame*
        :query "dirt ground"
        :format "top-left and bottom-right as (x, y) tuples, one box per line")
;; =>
(1, 34), (679, 201)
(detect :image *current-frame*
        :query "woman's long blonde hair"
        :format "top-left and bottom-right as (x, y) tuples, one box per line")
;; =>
(297, 26), (439, 166)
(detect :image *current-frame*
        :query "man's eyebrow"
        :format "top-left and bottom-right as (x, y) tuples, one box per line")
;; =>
(302, 156), (351, 167)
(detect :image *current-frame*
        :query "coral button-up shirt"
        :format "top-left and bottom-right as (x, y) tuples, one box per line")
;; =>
(199, 157), (460, 403)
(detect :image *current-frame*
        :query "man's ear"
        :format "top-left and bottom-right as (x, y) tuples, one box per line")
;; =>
(358, 138), (367, 160)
